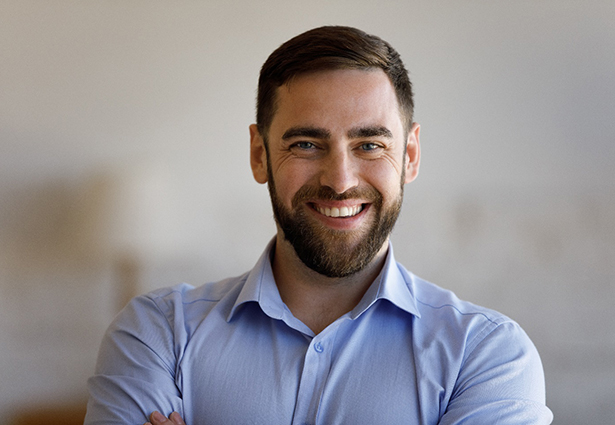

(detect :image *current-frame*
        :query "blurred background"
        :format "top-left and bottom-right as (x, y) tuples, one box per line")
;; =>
(1, 1), (613, 423)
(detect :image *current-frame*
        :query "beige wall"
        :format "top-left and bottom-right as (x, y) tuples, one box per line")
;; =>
(1, 1), (614, 423)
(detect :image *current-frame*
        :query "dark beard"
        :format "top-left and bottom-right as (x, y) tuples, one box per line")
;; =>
(267, 176), (403, 278)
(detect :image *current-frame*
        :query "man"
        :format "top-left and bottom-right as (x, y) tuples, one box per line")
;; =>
(85, 26), (553, 425)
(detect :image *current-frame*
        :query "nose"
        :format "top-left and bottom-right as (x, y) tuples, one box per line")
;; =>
(319, 148), (359, 194)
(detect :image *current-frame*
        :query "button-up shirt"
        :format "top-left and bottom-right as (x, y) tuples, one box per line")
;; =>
(85, 240), (553, 424)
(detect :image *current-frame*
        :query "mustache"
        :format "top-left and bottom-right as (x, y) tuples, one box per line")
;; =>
(291, 185), (382, 209)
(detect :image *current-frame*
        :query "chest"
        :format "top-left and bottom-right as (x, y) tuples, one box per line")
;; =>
(177, 303), (455, 425)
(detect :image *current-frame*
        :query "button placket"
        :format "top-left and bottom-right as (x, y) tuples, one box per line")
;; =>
(291, 335), (334, 425)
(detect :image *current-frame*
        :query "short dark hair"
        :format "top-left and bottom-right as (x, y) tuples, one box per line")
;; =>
(256, 26), (414, 138)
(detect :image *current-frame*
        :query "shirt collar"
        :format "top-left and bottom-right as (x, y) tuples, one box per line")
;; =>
(228, 237), (288, 322)
(228, 238), (421, 322)
(349, 242), (421, 319)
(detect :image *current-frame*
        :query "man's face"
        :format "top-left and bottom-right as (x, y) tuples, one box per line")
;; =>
(250, 69), (420, 277)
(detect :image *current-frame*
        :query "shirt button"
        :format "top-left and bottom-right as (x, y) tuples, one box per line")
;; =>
(314, 342), (324, 353)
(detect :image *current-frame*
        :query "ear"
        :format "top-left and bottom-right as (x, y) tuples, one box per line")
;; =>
(403, 122), (421, 184)
(249, 124), (268, 184)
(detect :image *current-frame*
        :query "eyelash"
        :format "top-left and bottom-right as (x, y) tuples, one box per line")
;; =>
(293, 141), (316, 150)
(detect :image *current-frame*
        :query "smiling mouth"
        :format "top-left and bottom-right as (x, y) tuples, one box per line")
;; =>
(314, 204), (365, 218)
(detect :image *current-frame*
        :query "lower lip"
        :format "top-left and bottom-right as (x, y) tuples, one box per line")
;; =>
(309, 204), (370, 230)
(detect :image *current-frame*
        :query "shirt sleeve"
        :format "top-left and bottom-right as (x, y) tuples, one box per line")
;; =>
(84, 293), (184, 425)
(439, 321), (553, 425)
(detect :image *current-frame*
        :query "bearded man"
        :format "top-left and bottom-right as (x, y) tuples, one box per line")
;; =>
(85, 26), (553, 425)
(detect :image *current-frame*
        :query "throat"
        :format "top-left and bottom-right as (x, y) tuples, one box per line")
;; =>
(273, 255), (375, 334)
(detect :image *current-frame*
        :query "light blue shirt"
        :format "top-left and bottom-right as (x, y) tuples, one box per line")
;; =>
(85, 240), (552, 424)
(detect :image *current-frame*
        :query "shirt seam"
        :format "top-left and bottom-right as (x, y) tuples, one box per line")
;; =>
(414, 298), (503, 325)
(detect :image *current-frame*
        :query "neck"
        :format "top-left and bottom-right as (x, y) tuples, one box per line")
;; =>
(271, 233), (388, 334)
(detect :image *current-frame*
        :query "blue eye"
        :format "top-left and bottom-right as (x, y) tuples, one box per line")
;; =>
(361, 143), (379, 151)
(294, 141), (316, 150)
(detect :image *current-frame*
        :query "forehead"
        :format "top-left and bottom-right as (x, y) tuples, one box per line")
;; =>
(270, 69), (404, 136)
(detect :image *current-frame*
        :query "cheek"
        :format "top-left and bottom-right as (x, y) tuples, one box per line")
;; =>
(273, 164), (314, 206)
(363, 163), (403, 197)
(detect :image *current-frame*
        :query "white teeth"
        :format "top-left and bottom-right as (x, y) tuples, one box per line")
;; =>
(316, 204), (363, 218)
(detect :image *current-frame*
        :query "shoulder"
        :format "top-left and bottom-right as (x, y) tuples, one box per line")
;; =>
(399, 267), (550, 420)
(142, 273), (248, 314)
(408, 270), (510, 323)
(87, 276), (249, 424)
(401, 266), (532, 358)
(410, 272), (505, 322)
(109, 273), (249, 341)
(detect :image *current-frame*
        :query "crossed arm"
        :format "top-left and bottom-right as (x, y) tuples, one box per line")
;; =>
(87, 289), (552, 424)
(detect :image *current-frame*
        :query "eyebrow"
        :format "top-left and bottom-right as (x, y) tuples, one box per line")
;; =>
(282, 125), (393, 140)
(282, 127), (331, 140)
(347, 126), (393, 139)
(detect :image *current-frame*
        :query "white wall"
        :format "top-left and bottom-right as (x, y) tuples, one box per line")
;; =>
(1, 1), (614, 423)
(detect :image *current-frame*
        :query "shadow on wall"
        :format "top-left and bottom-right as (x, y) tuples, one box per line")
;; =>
(10, 403), (87, 425)
(0, 175), (144, 419)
